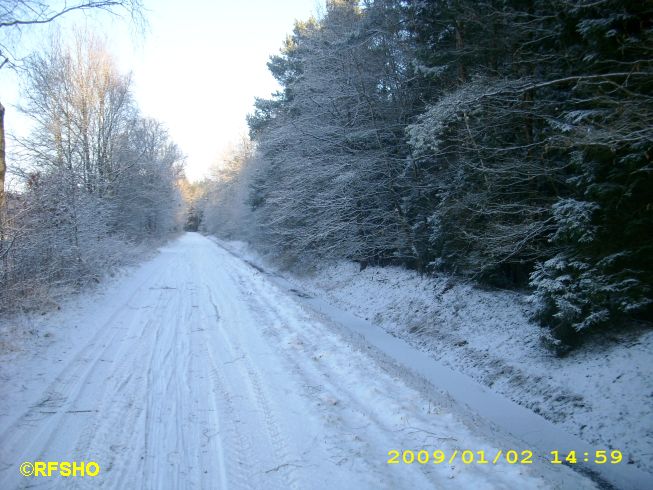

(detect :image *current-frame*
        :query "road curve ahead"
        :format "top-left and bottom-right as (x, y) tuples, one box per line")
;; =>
(0, 233), (596, 489)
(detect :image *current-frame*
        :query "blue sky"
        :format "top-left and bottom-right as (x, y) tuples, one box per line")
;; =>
(1, 0), (324, 181)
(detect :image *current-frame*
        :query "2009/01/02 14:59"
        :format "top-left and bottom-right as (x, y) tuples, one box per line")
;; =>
(386, 449), (624, 465)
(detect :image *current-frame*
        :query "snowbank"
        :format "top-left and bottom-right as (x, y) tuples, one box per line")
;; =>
(222, 239), (653, 474)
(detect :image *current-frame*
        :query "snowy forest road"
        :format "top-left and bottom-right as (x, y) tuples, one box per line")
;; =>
(0, 233), (597, 489)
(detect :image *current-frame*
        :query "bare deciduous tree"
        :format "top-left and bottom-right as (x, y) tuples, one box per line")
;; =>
(1, 29), (183, 312)
(0, 0), (144, 201)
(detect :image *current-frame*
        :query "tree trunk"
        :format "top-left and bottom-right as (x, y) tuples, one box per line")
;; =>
(0, 102), (5, 208)
(455, 20), (466, 83)
(0, 101), (6, 286)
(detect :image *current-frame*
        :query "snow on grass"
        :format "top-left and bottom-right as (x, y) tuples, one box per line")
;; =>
(223, 240), (653, 474)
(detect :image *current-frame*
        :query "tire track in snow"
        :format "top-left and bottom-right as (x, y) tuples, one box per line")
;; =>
(208, 247), (432, 489)
(211, 241), (576, 490)
(0, 261), (169, 490)
(71, 260), (189, 489)
(205, 284), (299, 490)
(219, 257), (434, 490)
(140, 260), (197, 490)
(199, 317), (254, 490)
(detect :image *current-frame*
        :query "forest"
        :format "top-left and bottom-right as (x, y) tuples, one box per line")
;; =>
(0, 1), (183, 312)
(201, 0), (653, 350)
(1, 0), (651, 351)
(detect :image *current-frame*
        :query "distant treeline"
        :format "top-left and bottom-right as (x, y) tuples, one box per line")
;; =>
(202, 0), (652, 349)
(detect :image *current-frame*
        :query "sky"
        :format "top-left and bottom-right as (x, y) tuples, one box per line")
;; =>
(0, 0), (324, 182)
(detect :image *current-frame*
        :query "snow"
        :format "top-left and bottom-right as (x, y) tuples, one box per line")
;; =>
(220, 240), (653, 480)
(0, 233), (602, 489)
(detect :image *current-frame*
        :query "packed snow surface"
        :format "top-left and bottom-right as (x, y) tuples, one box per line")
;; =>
(0, 233), (607, 489)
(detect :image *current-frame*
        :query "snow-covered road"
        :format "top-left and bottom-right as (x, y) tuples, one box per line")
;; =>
(0, 233), (597, 489)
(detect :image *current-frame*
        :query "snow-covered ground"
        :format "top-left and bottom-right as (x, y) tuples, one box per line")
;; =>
(219, 240), (653, 478)
(0, 233), (602, 489)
